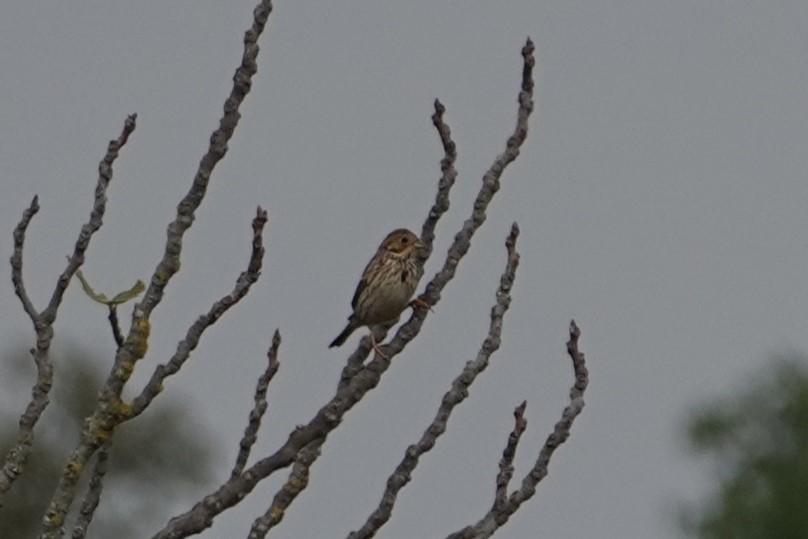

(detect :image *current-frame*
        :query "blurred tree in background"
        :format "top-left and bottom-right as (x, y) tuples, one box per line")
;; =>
(0, 345), (214, 538)
(680, 356), (808, 539)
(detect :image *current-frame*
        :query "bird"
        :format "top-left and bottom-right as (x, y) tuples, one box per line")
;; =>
(329, 228), (426, 354)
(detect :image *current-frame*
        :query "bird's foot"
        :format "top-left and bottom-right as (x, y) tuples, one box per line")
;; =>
(408, 297), (433, 313)
(369, 335), (388, 359)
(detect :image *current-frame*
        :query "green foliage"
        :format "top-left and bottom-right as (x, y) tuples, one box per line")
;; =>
(681, 356), (808, 538)
(0, 345), (215, 538)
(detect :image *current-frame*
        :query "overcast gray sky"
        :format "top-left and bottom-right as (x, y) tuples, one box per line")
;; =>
(2, 1), (808, 538)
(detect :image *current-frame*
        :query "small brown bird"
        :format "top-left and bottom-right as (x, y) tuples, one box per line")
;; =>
(330, 228), (426, 352)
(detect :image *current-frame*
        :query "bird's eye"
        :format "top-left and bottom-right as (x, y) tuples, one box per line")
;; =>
(401, 237), (409, 244)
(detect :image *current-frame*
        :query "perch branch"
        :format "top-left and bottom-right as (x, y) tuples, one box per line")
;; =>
(347, 223), (520, 539)
(340, 98), (459, 379)
(149, 37), (535, 539)
(362, 37), (534, 364)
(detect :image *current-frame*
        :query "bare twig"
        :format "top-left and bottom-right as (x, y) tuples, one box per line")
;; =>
(232, 330), (282, 479)
(70, 443), (111, 539)
(446, 321), (589, 539)
(247, 441), (320, 538)
(420, 98), (458, 259)
(107, 306), (125, 349)
(494, 401), (527, 511)
(2, 113), (136, 503)
(150, 37), (535, 539)
(9, 195), (40, 319)
(347, 223), (521, 539)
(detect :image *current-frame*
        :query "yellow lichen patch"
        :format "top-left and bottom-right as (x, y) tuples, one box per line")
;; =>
(109, 398), (133, 421)
(45, 512), (64, 526)
(127, 318), (151, 358)
(66, 460), (84, 479)
(95, 427), (112, 444)
(288, 476), (308, 492)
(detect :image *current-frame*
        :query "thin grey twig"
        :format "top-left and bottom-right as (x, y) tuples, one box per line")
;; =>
(494, 401), (527, 511)
(107, 306), (125, 349)
(9, 195), (40, 319)
(232, 329), (282, 479)
(446, 321), (589, 539)
(2, 113), (136, 503)
(420, 98), (458, 260)
(131, 207), (268, 418)
(347, 223), (521, 539)
(70, 443), (111, 539)
(150, 37), (535, 539)
(246, 440), (320, 538)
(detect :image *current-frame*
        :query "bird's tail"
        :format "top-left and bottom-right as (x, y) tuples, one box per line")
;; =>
(329, 319), (358, 348)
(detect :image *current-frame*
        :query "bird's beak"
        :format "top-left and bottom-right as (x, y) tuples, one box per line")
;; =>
(415, 239), (426, 251)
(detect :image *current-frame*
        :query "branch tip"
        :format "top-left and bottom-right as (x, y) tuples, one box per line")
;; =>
(253, 206), (269, 230)
(569, 319), (580, 341)
(268, 329), (281, 368)
(506, 223), (520, 250)
(433, 98), (445, 116)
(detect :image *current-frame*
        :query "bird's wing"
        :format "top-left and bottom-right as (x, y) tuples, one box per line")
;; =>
(350, 252), (380, 310)
(350, 276), (366, 311)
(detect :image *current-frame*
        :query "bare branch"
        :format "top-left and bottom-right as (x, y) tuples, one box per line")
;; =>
(446, 321), (589, 539)
(107, 306), (125, 349)
(70, 443), (111, 539)
(494, 401), (527, 511)
(2, 113), (136, 503)
(131, 207), (268, 418)
(232, 329), (282, 479)
(347, 223), (521, 539)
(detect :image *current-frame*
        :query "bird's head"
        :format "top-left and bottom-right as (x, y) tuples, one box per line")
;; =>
(381, 228), (425, 256)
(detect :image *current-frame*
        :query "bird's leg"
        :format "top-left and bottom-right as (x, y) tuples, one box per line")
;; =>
(408, 297), (432, 312)
(368, 333), (388, 359)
